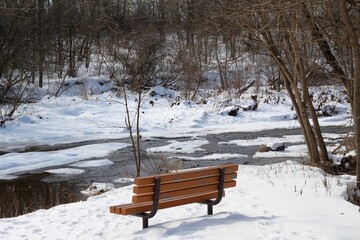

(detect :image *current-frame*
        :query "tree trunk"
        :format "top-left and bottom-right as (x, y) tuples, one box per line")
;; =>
(261, 30), (323, 164)
(135, 83), (142, 177)
(303, 87), (329, 162)
(340, 0), (360, 187)
(215, 44), (226, 90)
(68, 25), (76, 77)
(37, 0), (45, 88)
(289, 29), (329, 162)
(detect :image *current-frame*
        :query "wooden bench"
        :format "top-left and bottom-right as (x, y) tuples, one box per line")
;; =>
(109, 163), (238, 229)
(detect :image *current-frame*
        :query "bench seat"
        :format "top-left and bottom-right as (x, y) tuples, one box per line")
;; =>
(110, 163), (238, 228)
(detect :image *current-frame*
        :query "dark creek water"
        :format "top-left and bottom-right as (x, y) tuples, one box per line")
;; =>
(0, 173), (84, 218)
(0, 126), (354, 218)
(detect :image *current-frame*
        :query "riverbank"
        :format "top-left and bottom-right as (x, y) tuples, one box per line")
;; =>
(0, 125), (353, 218)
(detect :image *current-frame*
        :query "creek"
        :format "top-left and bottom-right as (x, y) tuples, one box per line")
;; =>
(0, 126), (353, 218)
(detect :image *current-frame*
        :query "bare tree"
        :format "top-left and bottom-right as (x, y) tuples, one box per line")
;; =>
(230, 1), (329, 165)
(339, 0), (360, 188)
(301, 0), (360, 186)
(106, 16), (165, 176)
(0, 2), (36, 125)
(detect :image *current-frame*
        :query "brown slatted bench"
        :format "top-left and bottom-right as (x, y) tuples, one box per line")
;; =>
(109, 163), (238, 229)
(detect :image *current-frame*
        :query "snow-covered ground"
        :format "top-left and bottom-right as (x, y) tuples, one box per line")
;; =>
(0, 79), (358, 239)
(0, 161), (359, 240)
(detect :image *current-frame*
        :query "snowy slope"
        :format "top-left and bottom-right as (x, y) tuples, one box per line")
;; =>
(0, 161), (358, 240)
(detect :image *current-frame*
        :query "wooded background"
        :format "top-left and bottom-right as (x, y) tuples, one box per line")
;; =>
(1, 0), (359, 185)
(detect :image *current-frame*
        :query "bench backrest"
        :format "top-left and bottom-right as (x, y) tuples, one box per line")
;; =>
(132, 164), (238, 203)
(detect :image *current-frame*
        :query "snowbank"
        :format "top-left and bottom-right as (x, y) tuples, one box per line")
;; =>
(0, 161), (359, 240)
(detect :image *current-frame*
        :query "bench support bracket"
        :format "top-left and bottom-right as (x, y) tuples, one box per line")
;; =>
(202, 167), (225, 215)
(134, 177), (161, 229)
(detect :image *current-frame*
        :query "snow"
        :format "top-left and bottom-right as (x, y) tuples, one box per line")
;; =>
(266, 141), (285, 150)
(45, 168), (85, 175)
(0, 162), (359, 240)
(219, 135), (305, 146)
(0, 85), (350, 151)
(0, 142), (128, 179)
(0, 80), (358, 239)
(113, 177), (134, 183)
(174, 153), (248, 161)
(80, 183), (115, 196)
(70, 159), (114, 168)
(254, 144), (309, 158)
(146, 138), (209, 153)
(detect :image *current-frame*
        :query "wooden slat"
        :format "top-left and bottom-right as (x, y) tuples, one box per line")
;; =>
(132, 180), (236, 203)
(110, 164), (238, 217)
(110, 203), (132, 214)
(134, 164), (238, 186)
(116, 191), (224, 215)
(133, 172), (237, 194)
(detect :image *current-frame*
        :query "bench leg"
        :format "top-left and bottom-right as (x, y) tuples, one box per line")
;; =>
(207, 204), (213, 215)
(143, 217), (149, 229)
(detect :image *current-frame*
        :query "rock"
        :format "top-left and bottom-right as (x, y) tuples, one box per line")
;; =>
(242, 95), (258, 111)
(340, 155), (356, 171)
(290, 113), (297, 120)
(258, 144), (271, 152)
(228, 107), (240, 117)
(275, 145), (285, 151)
(347, 184), (360, 206)
(267, 142), (285, 151)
